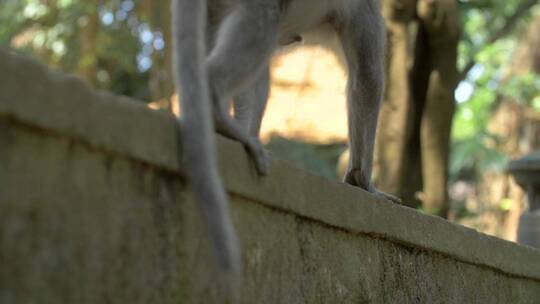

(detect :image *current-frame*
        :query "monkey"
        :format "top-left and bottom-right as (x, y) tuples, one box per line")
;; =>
(172, 0), (399, 276)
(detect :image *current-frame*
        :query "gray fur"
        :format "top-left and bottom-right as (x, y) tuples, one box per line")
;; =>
(172, 0), (397, 276)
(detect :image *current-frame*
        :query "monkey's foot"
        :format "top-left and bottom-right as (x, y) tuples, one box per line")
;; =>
(245, 137), (270, 176)
(344, 169), (402, 204)
(213, 116), (269, 176)
(370, 189), (402, 204)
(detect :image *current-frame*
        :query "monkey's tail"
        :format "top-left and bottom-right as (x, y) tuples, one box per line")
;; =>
(171, 0), (241, 274)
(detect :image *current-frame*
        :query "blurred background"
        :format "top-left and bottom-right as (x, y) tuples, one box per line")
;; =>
(1, 0), (539, 241)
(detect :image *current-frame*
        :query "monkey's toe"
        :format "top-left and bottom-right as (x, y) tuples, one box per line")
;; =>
(344, 169), (402, 204)
(371, 190), (402, 204)
(253, 149), (270, 176)
(246, 138), (270, 176)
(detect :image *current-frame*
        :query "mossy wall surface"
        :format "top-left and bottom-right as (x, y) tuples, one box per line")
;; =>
(1, 48), (540, 303)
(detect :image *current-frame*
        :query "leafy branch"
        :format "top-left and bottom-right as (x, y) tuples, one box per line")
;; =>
(459, 0), (540, 81)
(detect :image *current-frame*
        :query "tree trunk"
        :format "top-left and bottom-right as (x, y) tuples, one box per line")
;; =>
(416, 0), (460, 218)
(376, 0), (459, 215)
(142, 0), (174, 111)
(77, 2), (100, 86)
(402, 23), (429, 209)
(374, 0), (417, 205)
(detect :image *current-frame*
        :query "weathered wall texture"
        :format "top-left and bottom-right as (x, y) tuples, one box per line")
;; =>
(1, 48), (540, 303)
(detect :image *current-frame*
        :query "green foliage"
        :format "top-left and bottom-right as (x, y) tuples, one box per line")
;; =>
(500, 72), (540, 106)
(534, 95), (540, 110)
(458, 0), (531, 70)
(450, 132), (508, 180)
(1, 0), (152, 100)
(0, 1), (27, 43)
(452, 1), (539, 179)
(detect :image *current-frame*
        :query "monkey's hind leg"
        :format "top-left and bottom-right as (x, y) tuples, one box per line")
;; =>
(207, 2), (279, 175)
(337, 3), (401, 204)
(233, 65), (270, 138)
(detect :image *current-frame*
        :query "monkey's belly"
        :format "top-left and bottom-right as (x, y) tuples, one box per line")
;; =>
(278, 0), (346, 45)
(278, 34), (303, 46)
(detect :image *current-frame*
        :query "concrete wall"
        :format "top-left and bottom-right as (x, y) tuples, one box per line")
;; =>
(1, 48), (540, 303)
